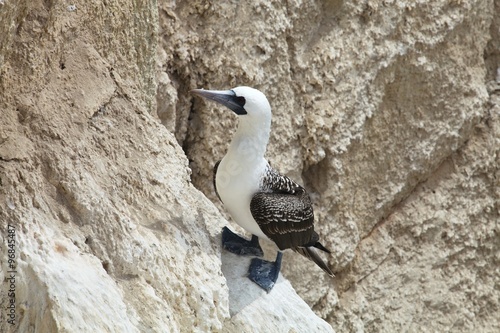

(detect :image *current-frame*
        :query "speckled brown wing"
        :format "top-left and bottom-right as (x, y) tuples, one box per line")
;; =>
(249, 167), (315, 250)
(250, 189), (315, 250)
(250, 166), (334, 277)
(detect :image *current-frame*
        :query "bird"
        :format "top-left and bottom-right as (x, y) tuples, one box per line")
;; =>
(191, 86), (333, 292)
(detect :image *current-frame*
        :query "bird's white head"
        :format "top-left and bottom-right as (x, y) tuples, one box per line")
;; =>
(191, 86), (272, 126)
(191, 86), (272, 160)
(231, 86), (272, 122)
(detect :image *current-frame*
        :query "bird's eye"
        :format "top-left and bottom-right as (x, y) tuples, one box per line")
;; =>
(235, 96), (246, 107)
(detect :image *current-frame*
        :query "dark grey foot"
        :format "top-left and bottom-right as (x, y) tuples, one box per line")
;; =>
(248, 252), (283, 292)
(221, 227), (264, 257)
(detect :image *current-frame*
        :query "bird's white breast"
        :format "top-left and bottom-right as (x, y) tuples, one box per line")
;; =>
(216, 154), (269, 240)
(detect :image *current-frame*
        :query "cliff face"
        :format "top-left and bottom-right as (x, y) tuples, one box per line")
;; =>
(1, 0), (499, 332)
(160, 0), (500, 332)
(0, 1), (333, 332)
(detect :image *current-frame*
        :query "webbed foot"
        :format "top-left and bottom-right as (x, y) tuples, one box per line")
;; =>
(221, 226), (264, 257)
(248, 252), (283, 292)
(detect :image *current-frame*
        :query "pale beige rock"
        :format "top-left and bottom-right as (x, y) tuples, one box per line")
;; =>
(158, 0), (500, 331)
(221, 250), (334, 333)
(2, 0), (499, 332)
(0, 1), (335, 332)
(332, 101), (500, 331)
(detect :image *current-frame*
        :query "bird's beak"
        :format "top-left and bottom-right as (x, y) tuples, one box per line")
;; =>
(191, 89), (247, 115)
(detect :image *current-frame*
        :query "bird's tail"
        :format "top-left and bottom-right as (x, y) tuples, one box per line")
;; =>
(293, 246), (334, 277)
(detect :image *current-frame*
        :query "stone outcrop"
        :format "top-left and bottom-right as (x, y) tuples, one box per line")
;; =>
(0, 0), (333, 332)
(1, 0), (499, 332)
(159, 0), (500, 331)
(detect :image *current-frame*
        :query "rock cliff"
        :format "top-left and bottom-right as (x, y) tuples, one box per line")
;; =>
(0, 0), (333, 332)
(160, 0), (499, 331)
(1, 0), (499, 332)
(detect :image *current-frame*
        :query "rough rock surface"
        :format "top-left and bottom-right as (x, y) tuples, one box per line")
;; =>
(158, 0), (500, 331)
(0, 0), (333, 332)
(1, 0), (499, 332)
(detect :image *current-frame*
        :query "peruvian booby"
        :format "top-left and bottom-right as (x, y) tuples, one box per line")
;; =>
(191, 86), (333, 292)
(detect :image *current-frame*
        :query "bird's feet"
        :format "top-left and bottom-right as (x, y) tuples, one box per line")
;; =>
(221, 227), (264, 257)
(248, 252), (283, 292)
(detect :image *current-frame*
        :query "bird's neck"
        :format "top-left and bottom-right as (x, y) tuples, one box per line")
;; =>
(226, 118), (271, 163)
